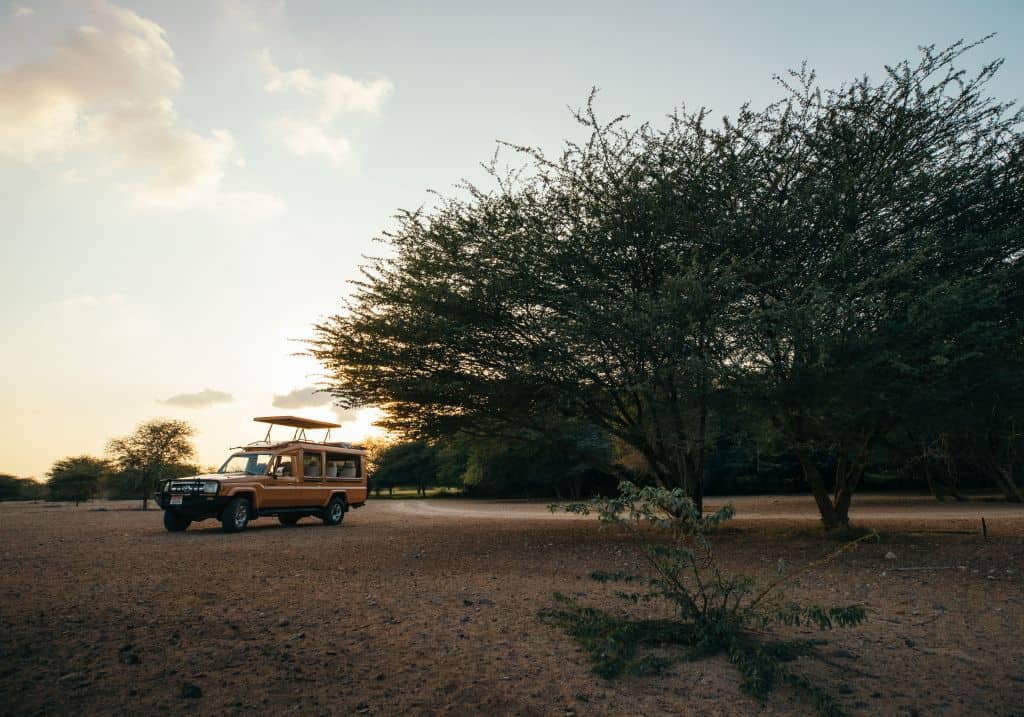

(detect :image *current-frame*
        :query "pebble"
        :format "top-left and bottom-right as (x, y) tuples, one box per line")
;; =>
(885, 551), (897, 560)
(180, 683), (202, 699)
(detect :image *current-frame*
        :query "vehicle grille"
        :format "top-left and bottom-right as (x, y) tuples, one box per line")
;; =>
(168, 482), (201, 494)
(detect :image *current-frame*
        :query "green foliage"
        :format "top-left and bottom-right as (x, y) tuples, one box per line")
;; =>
(103, 462), (199, 500)
(311, 39), (1024, 523)
(370, 423), (615, 499)
(457, 423), (614, 499)
(0, 473), (46, 501)
(373, 441), (438, 496)
(46, 456), (109, 505)
(730, 39), (1024, 524)
(106, 419), (196, 509)
(542, 482), (871, 715)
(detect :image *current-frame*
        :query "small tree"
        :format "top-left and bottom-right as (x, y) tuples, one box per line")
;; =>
(107, 419), (196, 510)
(0, 474), (46, 501)
(46, 456), (108, 506)
(0, 474), (18, 501)
(373, 441), (438, 496)
(544, 482), (871, 715)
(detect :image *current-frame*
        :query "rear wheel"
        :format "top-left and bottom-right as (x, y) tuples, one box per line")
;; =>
(221, 497), (251, 533)
(322, 496), (346, 526)
(278, 515), (300, 526)
(163, 510), (191, 532)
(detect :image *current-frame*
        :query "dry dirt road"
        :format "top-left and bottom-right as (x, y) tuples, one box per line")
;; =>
(1, 495), (1022, 717)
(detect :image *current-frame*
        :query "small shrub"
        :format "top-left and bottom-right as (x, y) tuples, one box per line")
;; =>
(541, 481), (874, 716)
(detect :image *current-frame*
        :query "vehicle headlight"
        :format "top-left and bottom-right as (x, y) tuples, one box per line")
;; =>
(200, 480), (220, 494)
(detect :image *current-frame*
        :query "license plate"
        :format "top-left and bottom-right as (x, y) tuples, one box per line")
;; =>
(170, 496), (183, 505)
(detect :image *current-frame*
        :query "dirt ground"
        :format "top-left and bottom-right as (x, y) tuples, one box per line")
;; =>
(0, 494), (1022, 717)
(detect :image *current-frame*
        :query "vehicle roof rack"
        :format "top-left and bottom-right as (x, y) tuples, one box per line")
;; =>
(253, 415), (342, 443)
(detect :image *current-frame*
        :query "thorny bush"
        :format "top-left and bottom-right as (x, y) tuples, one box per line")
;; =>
(541, 481), (873, 716)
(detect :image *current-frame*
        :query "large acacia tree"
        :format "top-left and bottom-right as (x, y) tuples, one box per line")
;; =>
(313, 40), (1023, 524)
(733, 40), (1024, 526)
(313, 101), (750, 511)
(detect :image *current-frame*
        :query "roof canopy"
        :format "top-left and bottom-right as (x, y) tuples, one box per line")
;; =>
(253, 415), (341, 430)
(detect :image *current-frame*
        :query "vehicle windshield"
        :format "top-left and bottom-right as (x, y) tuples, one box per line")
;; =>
(217, 453), (271, 475)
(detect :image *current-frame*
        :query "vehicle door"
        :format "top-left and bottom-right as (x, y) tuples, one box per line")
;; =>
(326, 451), (364, 503)
(300, 450), (325, 507)
(263, 452), (299, 508)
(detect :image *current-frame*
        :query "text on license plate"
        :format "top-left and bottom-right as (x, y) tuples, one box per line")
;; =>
(170, 496), (183, 505)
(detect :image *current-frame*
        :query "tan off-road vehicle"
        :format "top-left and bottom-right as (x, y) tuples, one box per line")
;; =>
(156, 416), (368, 533)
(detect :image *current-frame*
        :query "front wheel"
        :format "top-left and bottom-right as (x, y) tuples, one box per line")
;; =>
(163, 510), (191, 532)
(221, 497), (251, 533)
(322, 496), (346, 526)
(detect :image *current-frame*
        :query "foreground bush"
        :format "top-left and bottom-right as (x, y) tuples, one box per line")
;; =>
(543, 482), (872, 716)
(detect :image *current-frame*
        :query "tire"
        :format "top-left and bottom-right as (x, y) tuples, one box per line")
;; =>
(221, 496), (251, 533)
(322, 495), (346, 526)
(163, 510), (191, 532)
(278, 515), (300, 526)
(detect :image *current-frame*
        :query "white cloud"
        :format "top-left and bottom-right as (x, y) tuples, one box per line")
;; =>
(215, 190), (287, 219)
(56, 293), (125, 308)
(272, 385), (332, 409)
(88, 102), (237, 209)
(272, 385), (357, 422)
(0, 1), (284, 217)
(259, 50), (392, 165)
(0, 2), (182, 162)
(271, 117), (351, 164)
(12, 6), (34, 18)
(221, 0), (287, 33)
(159, 388), (234, 409)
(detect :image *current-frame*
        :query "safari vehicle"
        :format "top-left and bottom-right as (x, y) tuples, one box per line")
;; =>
(156, 416), (368, 533)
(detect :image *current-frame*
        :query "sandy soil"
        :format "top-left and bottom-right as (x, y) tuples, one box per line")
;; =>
(0, 494), (1022, 717)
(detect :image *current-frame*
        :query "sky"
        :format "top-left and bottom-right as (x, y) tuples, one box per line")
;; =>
(1, 0), (1022, 478)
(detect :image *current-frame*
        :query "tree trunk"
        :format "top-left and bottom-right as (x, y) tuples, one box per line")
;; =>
(570, 472), (583, 501)
(991, 463), (1023, 502)
(684, 456), (704, 515)
(832, 468), (861, 526)
(922, 455), (945, 502)
(796, 450), (845, 529)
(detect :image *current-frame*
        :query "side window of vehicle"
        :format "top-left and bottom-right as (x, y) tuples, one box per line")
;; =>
(326, 454), (360, 481)
(250, 454), (271, 475)
(303, 452), (323, 481)
(274, 455), (295, 477)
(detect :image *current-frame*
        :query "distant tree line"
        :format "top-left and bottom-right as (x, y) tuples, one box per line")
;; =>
(0, 473), (47, 502)
(368, 424), (618, 499)
(312, 40), (1024, 529)
(0, 419), (198, 509)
